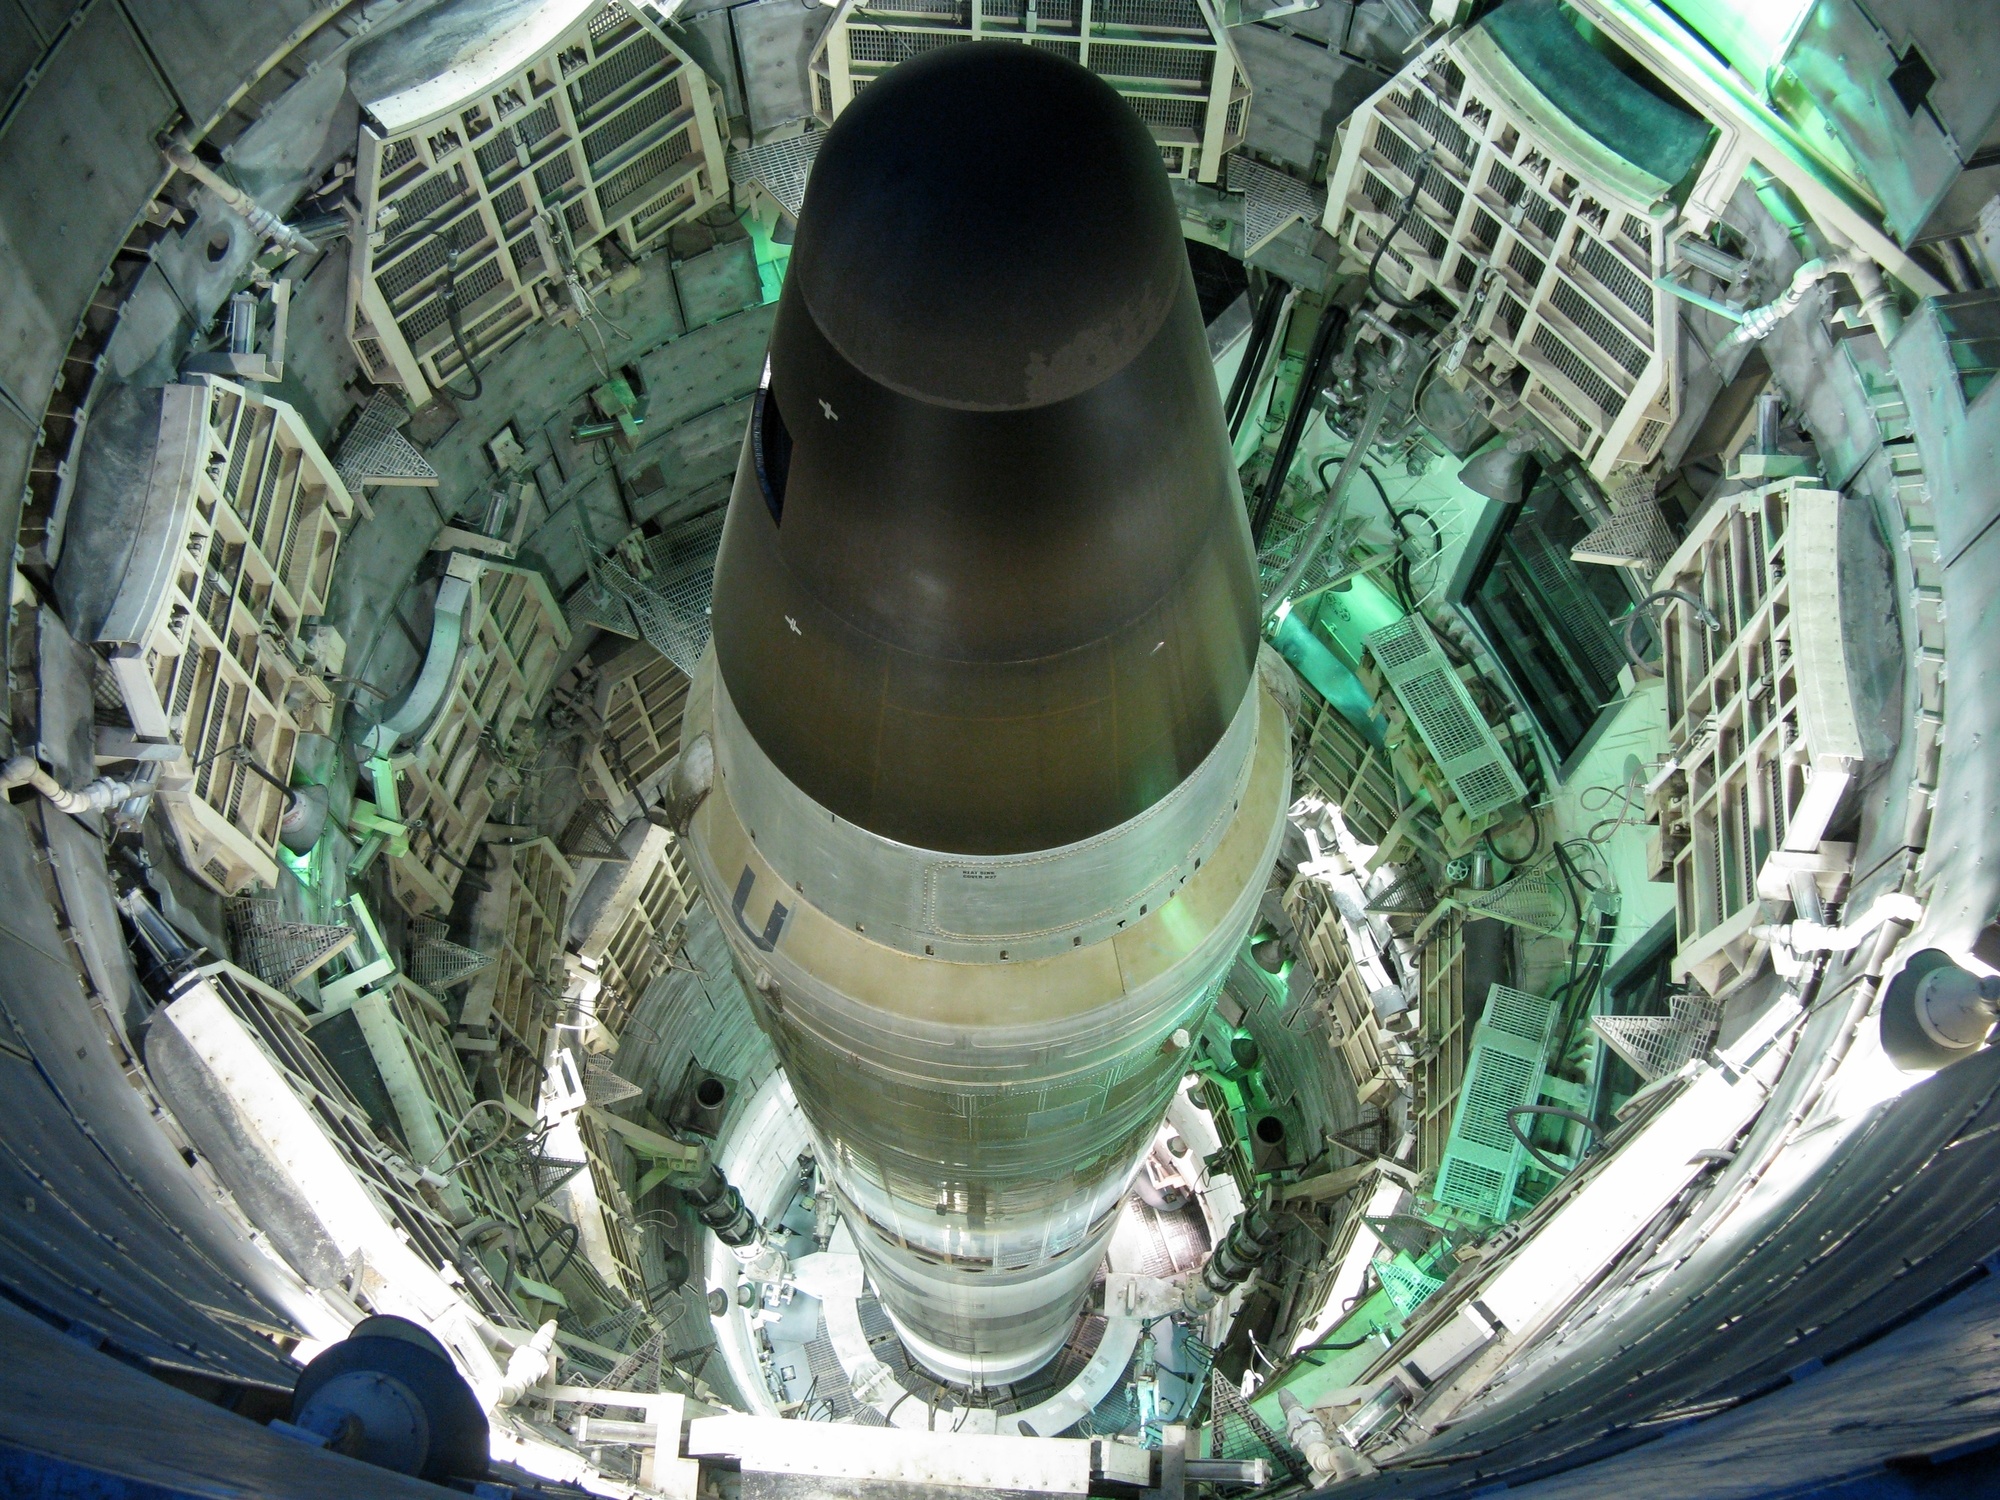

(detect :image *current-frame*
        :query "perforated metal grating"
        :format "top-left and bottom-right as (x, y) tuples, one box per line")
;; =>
(1228, 153), (1325, 257)
(1457, 860), (1571, 937)
(1257, 509), (1364, 602)
(1366, 870), (1435, 915)
(226, 898), (357, 989)
(1366, 616), (1526, 822)
(1379, 1249), (1447, 1318)
(729, 130), (824, 219)
(1573, 491), (1678, 572)
(582, 1051), (644, 1106)
(1433, 983), (1558, 1222)
(1592, 991), (1722, 1082)
(335, 390), (439, 493)
(573, 509), (724, 676)
(406, 918), (493, 991)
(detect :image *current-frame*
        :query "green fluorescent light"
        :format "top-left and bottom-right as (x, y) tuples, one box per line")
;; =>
(1631, 0), (1816, 91)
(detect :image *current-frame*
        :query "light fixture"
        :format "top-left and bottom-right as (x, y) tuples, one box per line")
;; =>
(1458, 430), (1541, 506)
(1879, 949), (2000, 1071)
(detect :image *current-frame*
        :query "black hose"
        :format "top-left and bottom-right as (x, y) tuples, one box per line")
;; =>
(1551, 840), (1590, 954)
(1368, 154), (1435, 311)
(457, 1217), (520, 1294)
(1390, 505), (1443, 562)
(1225, 279), (1287, 438)
(1508, 1104), (1599, 1176)
(1552, 909), (1614, 1067)
(419, 823), (483, 873)
(1293, 1332), (1381, 1365)
(432, 230), (485, 403)
(531, 1217), (583, 1286)
(1481, 805), (1544, 872)
(1322, 457), (1410, 608)
(1250, 305), (1350, 547)
(1318, 455), (1399, 525)
(1313, 454), (1448, 614)
(1616, 588), (1722, 668)
(1505, 721), (1545, 800)
(1366, 470), (1419, 604)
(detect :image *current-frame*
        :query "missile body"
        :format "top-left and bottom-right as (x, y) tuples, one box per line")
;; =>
(678, 42), (1291, 1385)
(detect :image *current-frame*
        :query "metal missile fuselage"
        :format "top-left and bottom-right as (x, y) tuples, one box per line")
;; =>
(680, 42), (1292, 1386)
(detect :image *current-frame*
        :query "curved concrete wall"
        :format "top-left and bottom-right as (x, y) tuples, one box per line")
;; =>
(0, 0), (327, 728)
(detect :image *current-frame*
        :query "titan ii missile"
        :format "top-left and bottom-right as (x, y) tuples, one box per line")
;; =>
(674, 40), (1291, 1385)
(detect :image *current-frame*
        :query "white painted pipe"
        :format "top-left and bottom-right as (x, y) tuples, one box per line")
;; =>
(494, 1320), (560, 1407)
(1754, 892), (1925, 954)
(1713, 251), (1901, 357)
(1, 754), (136, 814)
(161, 142), (317, 257)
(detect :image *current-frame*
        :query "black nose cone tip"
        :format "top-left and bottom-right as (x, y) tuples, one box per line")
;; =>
(713, 41), (1259, 856)
(793, 41), (1190, 412)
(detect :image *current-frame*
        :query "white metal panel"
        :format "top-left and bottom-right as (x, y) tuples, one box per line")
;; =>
(688, 1414), (1094, 1492)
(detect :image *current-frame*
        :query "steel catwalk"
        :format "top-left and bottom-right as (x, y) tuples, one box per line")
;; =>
(681, 42), (1291, 1384)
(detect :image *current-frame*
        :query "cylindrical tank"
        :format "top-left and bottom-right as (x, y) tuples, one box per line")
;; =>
(678, 41), (1291, 1385)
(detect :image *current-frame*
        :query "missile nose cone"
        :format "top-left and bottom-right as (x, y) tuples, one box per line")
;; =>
(712, 42), (1259, 855)
(792, 43), (1186, 411)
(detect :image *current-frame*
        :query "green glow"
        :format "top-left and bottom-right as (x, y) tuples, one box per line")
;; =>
(1272, 609), (1384, 745)
(277, 842), (318, 889)
(1244, 1288), (1400, 1426)
(1158, 882), (1213, 954)
(1246, 1242), (1453, 1429)
(1650, 0), (1814, 86)
(742, 208), (790, 305)
(1244, 948), (1290, 1007)
(1303, 575), (1405, 668)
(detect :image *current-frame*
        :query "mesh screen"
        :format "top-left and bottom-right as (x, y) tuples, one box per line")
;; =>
(583, 76), (684, 169)
(1531, 324), (1623, 420)
(1551, 276), (1649, 378)
(1573, 232), (1654, 325)
(572, 33), (669, 117)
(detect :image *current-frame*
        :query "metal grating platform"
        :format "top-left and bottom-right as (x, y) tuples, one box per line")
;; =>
(1229, 153), (1326, 257)
(583, 1050), (644, 1107)
(574, 509), (724, 676)
(1367, 870), (1436, 916)
(1457, 863), (1572, 936)
(1573, 473), (1677, 572)
(729, 131), (824, 219)
(1258, 508), (1366, 603)
(334, 389), (439, 493)
(225, 897), (357, 990)
(404, 917), (492, 991)
(562, 800), (627, 860)
(1210, 1369), (1307, 1479)
(1592, 991), (1723, 1082)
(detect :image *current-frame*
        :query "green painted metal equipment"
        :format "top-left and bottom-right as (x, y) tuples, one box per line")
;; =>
(1377, 1250), (1447, 1321)
(1432, 984), (1562, 1224)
